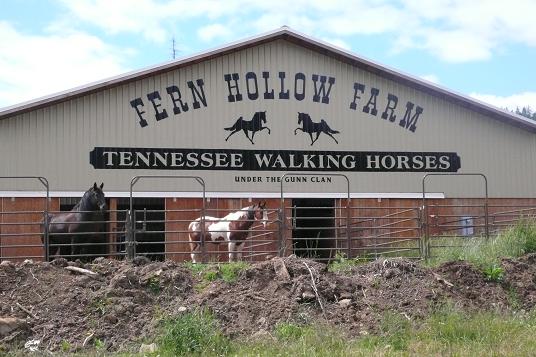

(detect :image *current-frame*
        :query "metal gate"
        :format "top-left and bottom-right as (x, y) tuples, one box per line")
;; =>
(422, 173), (489, 259)
(279, 173), (351, 262)
(0, 177), (49, 261)
(127, 175), (280, 263)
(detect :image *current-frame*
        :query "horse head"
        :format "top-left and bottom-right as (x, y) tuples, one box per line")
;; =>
(253, 201), (268, 228)
(297, 112), (304, 124)
(89, 182), (107, 211)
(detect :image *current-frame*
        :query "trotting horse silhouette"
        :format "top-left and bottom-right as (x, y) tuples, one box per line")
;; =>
(188, 202), (268, 263)
(224, 111), (271, 144)
(294, 112), (340, 145)
(43, 183), (107, 260)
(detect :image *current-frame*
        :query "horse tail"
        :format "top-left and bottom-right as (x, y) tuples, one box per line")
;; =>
(224, 117), (243, 131)
(321, 119), (340, 134)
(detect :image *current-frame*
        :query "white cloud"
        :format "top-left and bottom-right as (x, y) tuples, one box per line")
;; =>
(0, 22), (130, 109)
(57, 0), (536, 63)
(419, 74), (440, 84)
(320, 37), (351, 51)
(469, 92), (536, 112)
(197, 24), (233, 42)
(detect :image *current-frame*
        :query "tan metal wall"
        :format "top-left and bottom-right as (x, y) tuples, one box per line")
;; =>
(0, 39), (535, 197)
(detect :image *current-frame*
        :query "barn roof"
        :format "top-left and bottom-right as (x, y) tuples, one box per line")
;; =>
(0, 26), (534, 132)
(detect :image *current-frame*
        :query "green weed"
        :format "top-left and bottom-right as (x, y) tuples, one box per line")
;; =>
(328, 252), (368, 272)
(147, 276), (161, 294)
(483, 264), (504, 282)
(157, 309), (230, 356)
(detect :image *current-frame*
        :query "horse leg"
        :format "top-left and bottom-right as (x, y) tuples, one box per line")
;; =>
(309, 133), (315, 145)
(189, 241), (200, 263)
(326, 132), (339, 144)
(228, 241), (237, 262)
(262, 126), (271, 135)
(235, 242), (245, 261)
(294, 128), (302, 135)
(243, 129), (254, 144)
(225, 130), (239, 141)
(58, 236), (72, 259)
(312, 132), (320, 145)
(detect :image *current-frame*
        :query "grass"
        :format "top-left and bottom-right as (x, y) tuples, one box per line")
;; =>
(108, 306), (529, 357)
(156, 309), (230, 356)
(427, 219), (536, 272)
(184, 261), (249, 290)
(328, 252), (368, 272)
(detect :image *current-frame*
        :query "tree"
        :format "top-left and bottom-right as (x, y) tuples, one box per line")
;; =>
(508, 106), (536, 121)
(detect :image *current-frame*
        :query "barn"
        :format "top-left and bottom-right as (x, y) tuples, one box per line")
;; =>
(1, 27), (535, 263)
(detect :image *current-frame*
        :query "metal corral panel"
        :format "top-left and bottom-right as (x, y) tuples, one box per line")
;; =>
(0, 39), (535, 197)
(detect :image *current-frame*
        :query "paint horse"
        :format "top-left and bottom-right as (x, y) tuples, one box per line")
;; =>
(224, 111), (271, 144)
(43, 183), (107, 260)
(294, 112), (340, 145)
(188, 202), (268, 263)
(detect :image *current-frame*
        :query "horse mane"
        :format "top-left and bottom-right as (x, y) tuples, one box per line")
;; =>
(252, 111), (266, 121)
(298, 112), (311, 121)
(73, 188), (99, 212)
(246, 205), (256, 220)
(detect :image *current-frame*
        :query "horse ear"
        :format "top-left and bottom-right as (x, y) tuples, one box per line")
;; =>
(100, 182), (104, 189)
(93, 182), (97, 189)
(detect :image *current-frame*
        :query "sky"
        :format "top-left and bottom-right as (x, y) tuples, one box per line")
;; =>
(1, 0), (535, 112)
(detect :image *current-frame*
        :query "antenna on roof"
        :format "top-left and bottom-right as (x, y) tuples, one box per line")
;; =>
(171, 37), (178, 60)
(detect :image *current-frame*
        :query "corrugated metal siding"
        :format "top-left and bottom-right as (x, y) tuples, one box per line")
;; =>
(0, 39), (535, 197)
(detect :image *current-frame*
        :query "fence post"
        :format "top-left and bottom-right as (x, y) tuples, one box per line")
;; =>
(346, 199), (351, 259)
(277, 206), (285, 257)
(125, 209), (135, 260)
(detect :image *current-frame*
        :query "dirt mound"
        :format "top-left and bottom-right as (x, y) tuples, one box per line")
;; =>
(501, 253), (536, 309)
(0, 254), (535, 353)
(0, 258), (193, 352)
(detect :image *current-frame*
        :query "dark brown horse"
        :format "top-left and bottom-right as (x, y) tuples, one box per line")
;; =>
(43, 183), (107, 259)
(188, 202), (267, 262)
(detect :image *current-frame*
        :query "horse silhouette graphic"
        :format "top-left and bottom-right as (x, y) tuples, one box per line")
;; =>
(294, 112), (340, 145)
(224, 111), (271, 144)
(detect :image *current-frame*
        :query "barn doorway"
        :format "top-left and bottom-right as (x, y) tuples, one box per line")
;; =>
(292, 198), (336, 260)
(117, 198), (165, 261)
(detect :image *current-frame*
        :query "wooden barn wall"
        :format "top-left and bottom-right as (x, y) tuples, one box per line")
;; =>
(0, 197), (59, 262)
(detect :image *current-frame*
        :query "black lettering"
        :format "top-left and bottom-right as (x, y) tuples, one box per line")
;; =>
(294, 72), (306, 101)
(362, 87), (379, 116)
(245, 72), (259, 100)
(381, 93), (398, 122)
(278, 72), (290, 99)
(146, 91), (168, 121)
(187, 79), (207, 109)
(166, 85), (189, 114)
(349, 82), (365, 110)
(224, 73), (243, 102)
(399, 102), (423, 132)
(262, 71), (274, 99)
(130, 98), (148, 127)
(312, 74), (335, 104)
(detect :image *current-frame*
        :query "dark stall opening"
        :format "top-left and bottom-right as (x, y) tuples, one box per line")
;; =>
(117, 198), (165, 261)
(292, 198), (336, 260)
